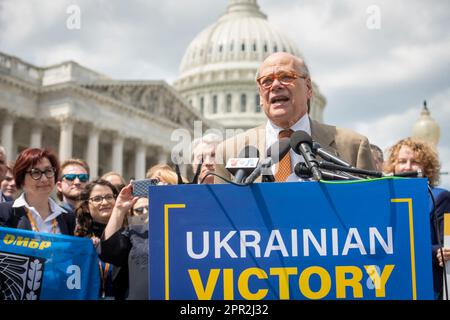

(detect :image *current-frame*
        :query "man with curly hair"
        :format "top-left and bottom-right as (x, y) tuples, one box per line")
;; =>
(384, 137), (450, 299)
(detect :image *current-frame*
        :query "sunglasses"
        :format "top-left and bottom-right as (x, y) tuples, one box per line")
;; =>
(133, 206), (148, 214)
(62, 173), (90, 182)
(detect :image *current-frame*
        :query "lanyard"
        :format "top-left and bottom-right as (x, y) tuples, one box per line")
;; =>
(98, 261), (111, 298)
(25, 207), (58, 234)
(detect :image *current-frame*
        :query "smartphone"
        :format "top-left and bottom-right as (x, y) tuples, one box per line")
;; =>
(131, 179), (159, 197)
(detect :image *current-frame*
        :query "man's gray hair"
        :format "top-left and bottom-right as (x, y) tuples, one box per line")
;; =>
(254, 56), (310, 80)
(191, 133), (222, 156)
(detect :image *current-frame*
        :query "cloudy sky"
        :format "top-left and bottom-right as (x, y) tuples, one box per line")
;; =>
(1, 0), (449, 188)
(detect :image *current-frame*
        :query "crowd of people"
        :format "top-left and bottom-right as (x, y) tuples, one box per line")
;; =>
(0, 52), (449, 300)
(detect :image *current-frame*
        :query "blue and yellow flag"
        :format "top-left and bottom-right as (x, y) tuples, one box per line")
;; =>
(0, 226), (100, 300)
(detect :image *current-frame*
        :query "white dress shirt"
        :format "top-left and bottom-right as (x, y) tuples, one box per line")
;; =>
(13, 193), (66, 234)
(265, 114), (311, 178)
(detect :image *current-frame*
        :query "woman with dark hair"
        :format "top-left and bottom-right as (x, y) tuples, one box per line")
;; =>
(384, 137), (450, 299)
(74, 179), (128, 300)
(0, 148), (75, 235)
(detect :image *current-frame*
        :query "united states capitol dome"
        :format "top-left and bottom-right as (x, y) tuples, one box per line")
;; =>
(174, 0), (326, 129)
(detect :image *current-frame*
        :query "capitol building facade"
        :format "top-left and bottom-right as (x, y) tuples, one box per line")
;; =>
(0, 0), (326, 179)
(0, 54), (214, 179)
(174, 0), (326, 129)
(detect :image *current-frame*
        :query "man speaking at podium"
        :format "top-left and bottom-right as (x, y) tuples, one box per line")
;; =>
(214, 52), (375, 183)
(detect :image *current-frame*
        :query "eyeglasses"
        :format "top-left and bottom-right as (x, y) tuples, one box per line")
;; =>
(256, 71), (306, 89)
(89, 194), (116, 204)
(26, 167), (56, 180)
(133, 206), (148, 215)
(62, 173), (89, 183)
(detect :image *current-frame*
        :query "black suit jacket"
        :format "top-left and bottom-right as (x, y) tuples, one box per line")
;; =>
(0, 201), (75, 236)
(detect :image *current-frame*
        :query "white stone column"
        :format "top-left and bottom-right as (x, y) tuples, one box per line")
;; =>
(134, 142), (146, 180)
(112, 135), (124, 174)
(219, 93), (225, 114)
(1, 115), (14, 161)
(249, 92), (256, 114)
(158, 150), (167, 164)
(30, 124), (43, 148)
(86, 127), (100, 179)
(59, 119), (73, 162)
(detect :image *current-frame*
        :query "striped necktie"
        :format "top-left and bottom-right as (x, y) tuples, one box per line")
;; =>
(274, 129), (294, 182)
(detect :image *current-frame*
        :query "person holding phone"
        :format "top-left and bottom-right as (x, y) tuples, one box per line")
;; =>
(74, 179), (128, 300)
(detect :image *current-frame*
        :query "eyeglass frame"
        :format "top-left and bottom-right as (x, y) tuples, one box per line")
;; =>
(88, 194), (116, 204)
(256, 71), (307, 90)
(26, 167), (56, 180)
(62, 173), (90, 183)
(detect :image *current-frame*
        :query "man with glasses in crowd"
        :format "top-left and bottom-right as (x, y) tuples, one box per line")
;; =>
(56, 159), (90, 215)
(214, 52), (375, 183)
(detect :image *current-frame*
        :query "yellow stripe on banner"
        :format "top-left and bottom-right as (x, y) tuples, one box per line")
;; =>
(444, 214), (450, 236)
(164, 204), (186, 300)
(391, 198), (417, 300)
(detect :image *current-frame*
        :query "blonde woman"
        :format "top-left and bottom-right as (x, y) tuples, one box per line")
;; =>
(146, 164), (182, 185)
(384, 138), (450, 299)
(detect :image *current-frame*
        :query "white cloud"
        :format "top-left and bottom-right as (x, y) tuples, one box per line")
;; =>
(354, 87), (450, 189)
(1, 0), (448, 189)
(0, 0), (67, 45)
(319, 40), (450, 89)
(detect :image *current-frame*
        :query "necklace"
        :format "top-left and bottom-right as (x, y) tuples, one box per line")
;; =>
(25, 207), (58, 234)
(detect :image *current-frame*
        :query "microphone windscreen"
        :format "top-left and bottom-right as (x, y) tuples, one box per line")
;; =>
(394, 170), (421, 178)
(290, 131), (313, 152)
(267, 137), (291, 163)
(312, 141), (321, 152)
(238, 145), (260, 159)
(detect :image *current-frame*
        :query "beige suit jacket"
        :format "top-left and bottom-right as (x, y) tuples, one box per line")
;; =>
(214, 118), (375, 183)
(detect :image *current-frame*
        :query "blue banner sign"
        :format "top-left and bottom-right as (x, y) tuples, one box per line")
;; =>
(149, 178), (434, 300)
(0, 227), (100, 300)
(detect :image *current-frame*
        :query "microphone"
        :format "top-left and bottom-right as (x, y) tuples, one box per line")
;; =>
(385, 169), (423, 178)
(244, 138), (292, 184)
(226, 145), (260, 183)
(267, 137), (291, 161)
(294, 162), (352, 181)
(312, 142), (351, 168)
(290, 131), (322, 181)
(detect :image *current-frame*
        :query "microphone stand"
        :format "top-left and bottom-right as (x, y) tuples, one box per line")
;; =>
(295, 163), (352, 181)
(318, 161), (383, 178)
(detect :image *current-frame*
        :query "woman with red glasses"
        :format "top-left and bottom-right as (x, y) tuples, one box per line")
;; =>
(0, 148), (75, 235)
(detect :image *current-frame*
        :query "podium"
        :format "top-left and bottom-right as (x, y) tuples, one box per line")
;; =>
(149, 178), (434, 300)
